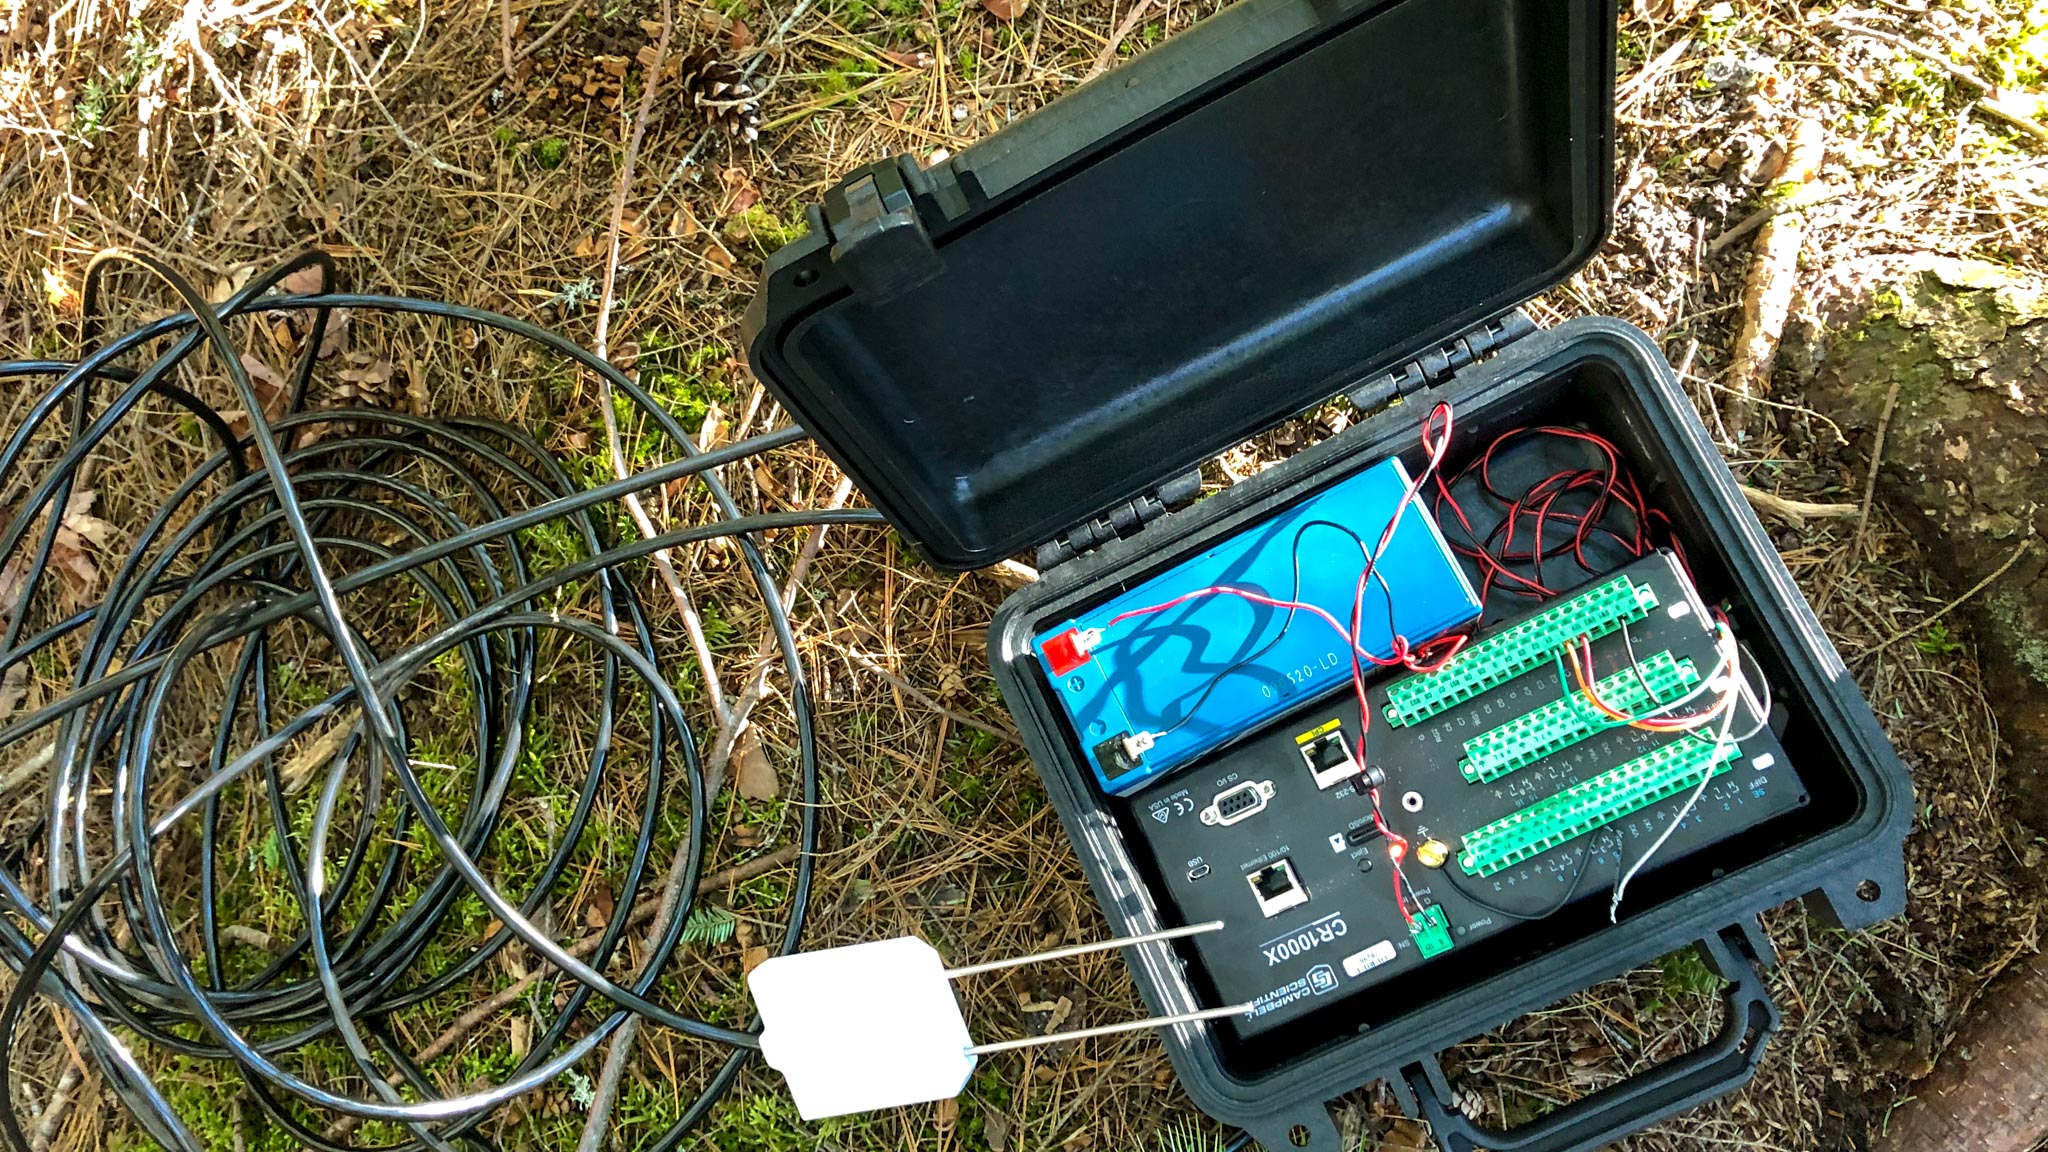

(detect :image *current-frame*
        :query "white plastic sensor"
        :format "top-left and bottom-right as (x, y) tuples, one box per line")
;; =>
(750, 937), (975, 1120)
(748, 922), (1248, 1120)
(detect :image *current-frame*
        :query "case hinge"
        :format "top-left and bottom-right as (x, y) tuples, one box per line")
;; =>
(1035, 469), (1204, 570)
(1346, 309), (1537, 414)
(825, 159), (944, 304)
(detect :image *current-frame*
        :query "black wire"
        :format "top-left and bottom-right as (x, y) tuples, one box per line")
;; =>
(0, 251), (886, 1151)
(1139, 518), (1386, 739)
(1435, 831), (1615, 923)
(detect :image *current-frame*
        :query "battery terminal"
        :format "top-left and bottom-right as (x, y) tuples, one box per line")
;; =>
(1042, 627), (1105, 677)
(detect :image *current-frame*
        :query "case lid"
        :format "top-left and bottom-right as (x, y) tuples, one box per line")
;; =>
(744, 0), (1617, 570)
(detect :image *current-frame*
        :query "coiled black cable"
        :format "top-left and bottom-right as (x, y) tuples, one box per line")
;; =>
(0, 250), (884, 1151)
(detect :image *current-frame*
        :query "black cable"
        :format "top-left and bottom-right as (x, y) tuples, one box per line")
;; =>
(1143, 519), (1378, 738)
(0, 250), (886, 1151)
(1435, 831), (1615, 924)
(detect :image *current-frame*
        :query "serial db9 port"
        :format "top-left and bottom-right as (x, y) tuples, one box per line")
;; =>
(1247, 859), (1308, 918)
(1298, 728), (1361, 790)
(1200, 780), (1276, 827)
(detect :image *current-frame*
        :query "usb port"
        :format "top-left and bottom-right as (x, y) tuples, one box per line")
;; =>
(1200, 780), (1275, 827)
(1247, 859), (1308, 918)
(1298, 728), (1361, 790)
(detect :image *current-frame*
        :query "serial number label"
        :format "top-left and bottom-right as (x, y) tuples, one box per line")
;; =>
(1258, 912), (1347, 967)
(1341, 939), (1397, 977)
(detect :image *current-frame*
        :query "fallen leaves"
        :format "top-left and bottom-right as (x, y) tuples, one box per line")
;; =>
(42, 266), (80, 314)
(584, 883), (617, 929)
(573, 208), (651, 265)
(733, 727), (779, 801)
(224, 353), (293, 439)
(718, 166), (761, 217)
(51, 490), (115, 598)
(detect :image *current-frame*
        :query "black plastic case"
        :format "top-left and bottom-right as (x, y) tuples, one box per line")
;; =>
(743, 0), (1913, 1147)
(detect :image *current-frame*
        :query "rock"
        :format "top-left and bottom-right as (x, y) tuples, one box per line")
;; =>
(1794, 256), (2048, 831)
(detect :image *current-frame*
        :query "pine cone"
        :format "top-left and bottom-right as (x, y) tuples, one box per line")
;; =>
(675, 49), (760, 142)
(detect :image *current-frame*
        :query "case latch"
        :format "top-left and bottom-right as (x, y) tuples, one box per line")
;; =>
(1035, 469), (1204, 570)
(1347, 309), (1538, 414)
(826, 164), (943, 304)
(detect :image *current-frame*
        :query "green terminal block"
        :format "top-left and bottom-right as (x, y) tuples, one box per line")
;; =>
(1460, 650), (1701, 783)
(1384, 574), (1659, 728)
(1458, 736), (1742, 877)
(1409, 905), (1454, 958)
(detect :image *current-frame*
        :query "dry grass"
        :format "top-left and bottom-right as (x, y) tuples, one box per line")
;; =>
(1, 0), (2046, 1149)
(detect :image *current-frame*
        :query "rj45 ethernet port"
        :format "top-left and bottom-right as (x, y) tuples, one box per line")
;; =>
(1299, 729), (1360, 790)
(1247, 859), (1308, 918)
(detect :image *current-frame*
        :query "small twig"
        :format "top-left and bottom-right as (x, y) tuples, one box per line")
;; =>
(306, 3), (489, 183)
(581, 0), (734, 730)
(499, 0), (516, 81)
(461, 2), (584, 110)
(323, 844), (805, 1141)
(0, 741), (54, 797)
(839, 645), (1023, 745)
(219, 924), (276, 952)
(1616, 34), (1693, 116)
(1706, 185), (1848, 256)
(1871, 539), (2036, 653)
(28, 1065), (83, 1152)
(703, 475), (856, 787)
(1740, 486), (1862, 530)
(1087, 0), (1156, 80)
(579, 8), (682, 1144)
(986, 559), (1039, 587)
(1852, 380), (1903, 563)
(1725, 115), (1825, 433)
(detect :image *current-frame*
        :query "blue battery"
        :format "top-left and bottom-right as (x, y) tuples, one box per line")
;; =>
(1035, 456), (1482, 795)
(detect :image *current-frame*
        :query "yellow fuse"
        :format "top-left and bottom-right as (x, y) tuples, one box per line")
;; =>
(1415, 839), (1451, 869)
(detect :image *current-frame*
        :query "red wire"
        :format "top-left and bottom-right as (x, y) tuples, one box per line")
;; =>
(1105, 585), (1355, 644)
(1107, 407), (1699, 924)
(1107, 403), (1461, 925)
(1430, 425), (1681, 603)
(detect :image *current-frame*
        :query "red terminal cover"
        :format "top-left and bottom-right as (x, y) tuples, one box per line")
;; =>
(1041, 630), (1090, 677)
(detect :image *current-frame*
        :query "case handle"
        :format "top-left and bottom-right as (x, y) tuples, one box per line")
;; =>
(1399, 924), (1780, 1152)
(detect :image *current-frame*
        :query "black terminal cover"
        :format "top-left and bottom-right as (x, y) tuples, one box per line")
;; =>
(744, 0), (1618, 570)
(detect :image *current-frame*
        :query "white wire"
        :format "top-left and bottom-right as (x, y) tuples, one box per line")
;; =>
(1577, 622), (1737, 730)
(1606, 627), (1766, 921)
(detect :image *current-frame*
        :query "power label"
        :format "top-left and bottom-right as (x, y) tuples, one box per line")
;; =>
(1257, 912), (1348, 967)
